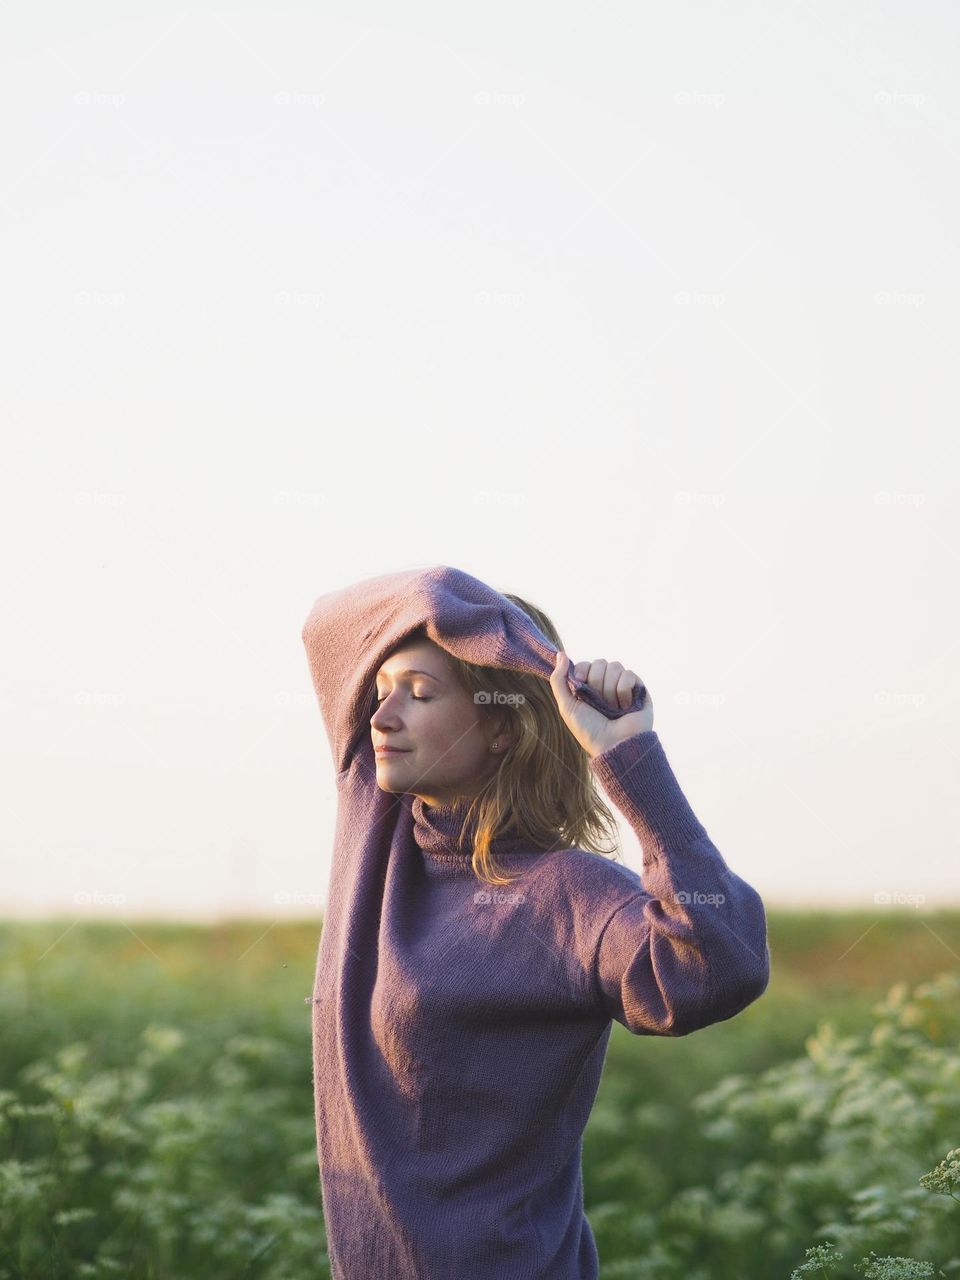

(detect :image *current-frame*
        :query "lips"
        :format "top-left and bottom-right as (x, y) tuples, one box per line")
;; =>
(375, 747), (410, 755)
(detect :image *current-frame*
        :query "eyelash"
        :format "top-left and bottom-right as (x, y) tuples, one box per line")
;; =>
(375, 694), (431, 704)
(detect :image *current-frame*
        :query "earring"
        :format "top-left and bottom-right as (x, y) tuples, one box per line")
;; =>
(491, 742), (499, 751)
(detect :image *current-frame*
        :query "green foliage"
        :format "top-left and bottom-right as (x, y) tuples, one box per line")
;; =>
(852, 1254), (943, 1279)
(581, 963), (960, 1277)
(920, 1149), (960, 1201)
(790, 1243), (949, 1279)
(1, 914), (959, 1277)
(682, 972), (960, 1277)
(791, 1242), (847, 1276)
(0, 1024), (328, 1279)
(0, 921), (328, 1279)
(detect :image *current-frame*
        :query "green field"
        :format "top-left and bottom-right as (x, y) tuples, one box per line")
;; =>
(2, 911), (959, 1279)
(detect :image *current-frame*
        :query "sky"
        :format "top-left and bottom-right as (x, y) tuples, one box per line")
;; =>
(2, 2), (957, 921)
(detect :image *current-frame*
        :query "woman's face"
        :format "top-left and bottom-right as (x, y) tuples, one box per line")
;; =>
(370, 638), (508, 807)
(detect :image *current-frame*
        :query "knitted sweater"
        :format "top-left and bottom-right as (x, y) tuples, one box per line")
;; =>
(302, 565), (770, 1280)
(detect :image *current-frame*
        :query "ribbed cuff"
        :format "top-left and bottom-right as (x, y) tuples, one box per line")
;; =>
(588, 730), (708, 862)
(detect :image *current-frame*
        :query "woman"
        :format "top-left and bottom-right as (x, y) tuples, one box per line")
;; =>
(302, 564), (769, 1279)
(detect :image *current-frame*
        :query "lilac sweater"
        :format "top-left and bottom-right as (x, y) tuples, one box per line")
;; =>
(302, 565), (770, 1279)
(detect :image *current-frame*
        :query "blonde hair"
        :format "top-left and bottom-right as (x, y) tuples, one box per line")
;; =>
(419, 592), (624, 886)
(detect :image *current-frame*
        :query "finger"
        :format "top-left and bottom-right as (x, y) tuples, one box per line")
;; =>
(582, 660), (612, 707)
(550, 650), (575, 709)
(615, 669), (636, 709)
(583, 660), (603, 690)
(603, 661), (624, 708)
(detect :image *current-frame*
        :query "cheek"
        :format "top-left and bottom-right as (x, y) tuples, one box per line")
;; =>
(419, 704), (484, 756)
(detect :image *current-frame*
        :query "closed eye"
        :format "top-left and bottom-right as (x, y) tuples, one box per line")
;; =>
(375, 694), (431, 703)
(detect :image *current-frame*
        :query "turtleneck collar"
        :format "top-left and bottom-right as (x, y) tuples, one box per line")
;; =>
(409, 793), (541, 860)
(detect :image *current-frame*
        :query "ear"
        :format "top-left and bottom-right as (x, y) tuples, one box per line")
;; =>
(488, 711), (513, 751)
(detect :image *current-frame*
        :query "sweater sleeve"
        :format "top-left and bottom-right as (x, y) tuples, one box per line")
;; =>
(589, 731), (771, 1037)
(301, 566), (428, 777)
(302, 564), (648, 776)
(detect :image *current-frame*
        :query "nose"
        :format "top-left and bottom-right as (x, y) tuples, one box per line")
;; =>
(370, 690), (400, 730)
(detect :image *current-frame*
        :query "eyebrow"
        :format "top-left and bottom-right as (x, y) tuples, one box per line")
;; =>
(374, 668), (445, 684)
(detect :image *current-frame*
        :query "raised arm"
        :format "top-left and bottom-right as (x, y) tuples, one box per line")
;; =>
(301, 565), (430, 776)
(588, 731), (770, 1036)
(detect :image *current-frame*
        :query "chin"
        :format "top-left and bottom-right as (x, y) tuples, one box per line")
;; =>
(376, 774), (400, 788)
(374, 762), (409, 793)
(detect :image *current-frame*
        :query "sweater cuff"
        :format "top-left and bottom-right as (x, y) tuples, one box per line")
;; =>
(588, 731), (709, 864)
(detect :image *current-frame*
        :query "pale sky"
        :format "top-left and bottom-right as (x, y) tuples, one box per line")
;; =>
(2, 3), (957, 921)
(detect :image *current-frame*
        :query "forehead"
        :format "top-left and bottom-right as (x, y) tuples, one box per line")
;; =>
(375, 638), (452, 679)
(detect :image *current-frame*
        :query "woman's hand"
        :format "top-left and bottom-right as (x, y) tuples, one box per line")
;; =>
(548, 650), (654, 758)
